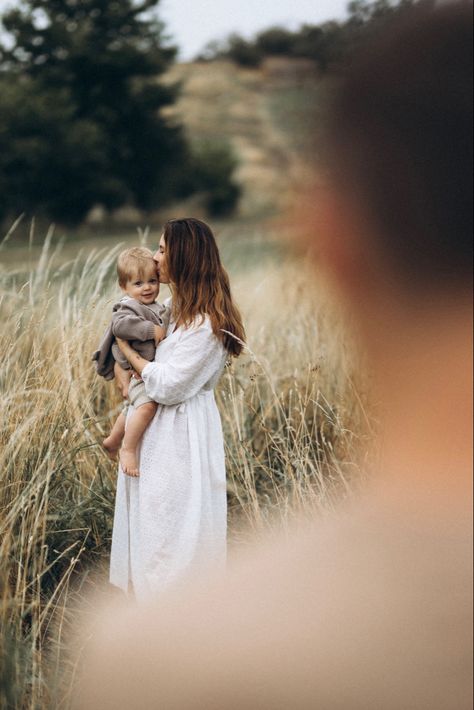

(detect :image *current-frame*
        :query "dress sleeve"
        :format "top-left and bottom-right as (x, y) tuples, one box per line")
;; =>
(141, 322), (224, 406)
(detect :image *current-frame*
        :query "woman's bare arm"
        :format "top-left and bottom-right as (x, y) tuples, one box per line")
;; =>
(115, 338), (150, 376)
(115, 322), (164, 375)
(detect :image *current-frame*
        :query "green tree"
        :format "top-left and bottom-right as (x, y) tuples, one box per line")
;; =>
(224, 33), (263, 67)
(0, 76), (115, 223)
(0, 0), (186, 224)
(292, 22), (346, 71)
(255, 27), (296, 56)
(201, 1), (429, 73)
(346, 0), (414, 25)
(190, 141), (241, 217)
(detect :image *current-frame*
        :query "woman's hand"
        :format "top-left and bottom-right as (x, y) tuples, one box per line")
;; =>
(115, 338), (150, 377)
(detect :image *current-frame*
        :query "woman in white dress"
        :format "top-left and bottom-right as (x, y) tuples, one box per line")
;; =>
(110, 218), (245, 601)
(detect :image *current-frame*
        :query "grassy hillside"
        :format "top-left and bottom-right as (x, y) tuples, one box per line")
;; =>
(163, 57), (324, 218)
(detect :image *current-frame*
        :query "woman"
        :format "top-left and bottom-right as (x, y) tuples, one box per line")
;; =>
(110, 218), (245, 601)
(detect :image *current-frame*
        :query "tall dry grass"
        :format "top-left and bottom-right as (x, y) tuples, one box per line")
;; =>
(0, 227), (371, 708)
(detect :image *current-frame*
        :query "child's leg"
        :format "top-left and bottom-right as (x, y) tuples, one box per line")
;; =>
(114, 361), (131, 398)
(103, 412), (126, 458)
(120, 402), (157, 477)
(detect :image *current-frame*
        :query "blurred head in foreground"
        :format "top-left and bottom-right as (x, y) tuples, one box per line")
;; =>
(76, 4), (473, 709)
(317, 0), (473, 507)
(321, 0), (472, 316)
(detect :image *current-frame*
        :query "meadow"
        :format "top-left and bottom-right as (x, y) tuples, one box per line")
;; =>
(0, 59), (372, 708)
(0, 221), (371, 707)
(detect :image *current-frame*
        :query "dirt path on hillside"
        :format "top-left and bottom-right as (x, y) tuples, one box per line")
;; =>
(164, 58), (322, 220)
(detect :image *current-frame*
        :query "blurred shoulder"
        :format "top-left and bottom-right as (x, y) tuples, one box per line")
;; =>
(76, 498), (472, 710)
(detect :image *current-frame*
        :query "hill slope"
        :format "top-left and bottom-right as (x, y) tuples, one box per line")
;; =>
(163, 57), (323, 219)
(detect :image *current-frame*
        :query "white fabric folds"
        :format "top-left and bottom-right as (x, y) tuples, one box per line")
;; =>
(109, 309), (228, 601)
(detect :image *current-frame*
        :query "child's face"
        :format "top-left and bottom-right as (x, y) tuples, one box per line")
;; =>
(122, 264), (159, 305)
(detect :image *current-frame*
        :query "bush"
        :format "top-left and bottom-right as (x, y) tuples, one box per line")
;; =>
(226, 34), (263, 67)
(199, 1), (420, 72)
(186, 141), (241, 216)
(255, 27), (296, 55)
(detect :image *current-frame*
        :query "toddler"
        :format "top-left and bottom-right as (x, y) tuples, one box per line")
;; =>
(92, 247), (169, 477)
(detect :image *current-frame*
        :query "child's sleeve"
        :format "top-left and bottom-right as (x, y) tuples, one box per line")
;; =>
(91, 323), (115, 380)
(111, 304), (156, 342)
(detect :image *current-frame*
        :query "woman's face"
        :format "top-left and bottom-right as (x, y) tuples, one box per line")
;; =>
(154, 235), (170, 284)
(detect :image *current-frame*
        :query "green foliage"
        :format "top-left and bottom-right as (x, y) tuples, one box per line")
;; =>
(346, 0), (416, 24)
(225, 34), (263, 67)
(198, 33), (263, 67)
(255, 27), (295, 56)
(0, 0), (187, 225)
(186, 141), (241, 216)
(202, 0), (422, 71)
(342, 0), (422, 54)
(0, 76), (115, 224)
(292, 22), (347, 71)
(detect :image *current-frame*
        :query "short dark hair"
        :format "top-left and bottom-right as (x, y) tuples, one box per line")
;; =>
(328, 1), (473, 291)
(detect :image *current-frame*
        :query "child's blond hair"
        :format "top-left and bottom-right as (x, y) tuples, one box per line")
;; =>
(117, 247), (156, 287)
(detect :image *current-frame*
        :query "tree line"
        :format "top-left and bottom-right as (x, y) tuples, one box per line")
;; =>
(198, 0), (427, 70)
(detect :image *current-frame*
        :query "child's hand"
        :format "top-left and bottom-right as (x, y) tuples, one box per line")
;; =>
(154, 324), (166, 345)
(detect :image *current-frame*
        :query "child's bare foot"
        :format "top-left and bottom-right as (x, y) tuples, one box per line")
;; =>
(120, 447), (140, 477)
(103, 436), (120, 460)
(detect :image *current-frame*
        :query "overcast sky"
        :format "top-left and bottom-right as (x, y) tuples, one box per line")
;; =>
(0, 0), (349, 61)
(161, 0), (348, 59)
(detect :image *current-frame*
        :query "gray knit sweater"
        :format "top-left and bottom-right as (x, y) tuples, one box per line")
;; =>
(92, 296), (169, 380)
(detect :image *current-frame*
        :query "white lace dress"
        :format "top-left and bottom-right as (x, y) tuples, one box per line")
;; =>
(109, 309), (228, 601)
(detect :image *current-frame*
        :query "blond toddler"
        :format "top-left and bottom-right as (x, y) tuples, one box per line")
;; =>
(92, 247), (168, 476)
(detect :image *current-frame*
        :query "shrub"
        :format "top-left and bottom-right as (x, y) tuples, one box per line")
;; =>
(225, 34), (263, 67)
(255, 27), (296, 55)
(189, 140), (241, 216)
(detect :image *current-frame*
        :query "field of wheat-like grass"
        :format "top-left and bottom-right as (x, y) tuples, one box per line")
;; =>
(0, 227), (371, 708)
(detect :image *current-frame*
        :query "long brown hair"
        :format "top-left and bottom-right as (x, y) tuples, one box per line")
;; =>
(163, 218), (245, 356)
